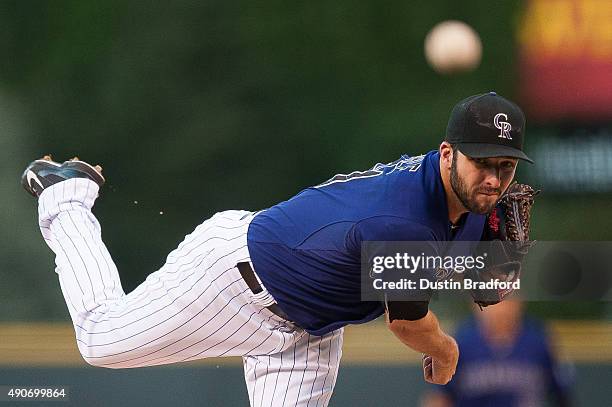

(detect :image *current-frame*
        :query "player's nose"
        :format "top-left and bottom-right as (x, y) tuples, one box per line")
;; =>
(483, 168), (501, 189)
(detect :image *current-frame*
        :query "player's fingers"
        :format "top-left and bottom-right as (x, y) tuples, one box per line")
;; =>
(431, 364), (455, 385)
(423, 363), (433, 383)
(422, 354), (455, 384)
(423, 355), (434, 382)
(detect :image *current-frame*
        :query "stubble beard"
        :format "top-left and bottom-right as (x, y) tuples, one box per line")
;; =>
(450, 153), (497, 215)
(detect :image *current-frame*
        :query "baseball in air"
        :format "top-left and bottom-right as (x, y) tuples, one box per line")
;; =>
(424, 21), (482, 74)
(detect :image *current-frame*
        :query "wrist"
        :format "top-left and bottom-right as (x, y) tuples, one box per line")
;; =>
(432, 333), (457, 366)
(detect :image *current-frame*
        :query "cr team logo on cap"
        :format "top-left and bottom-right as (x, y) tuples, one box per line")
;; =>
(494, 113), (512, 140)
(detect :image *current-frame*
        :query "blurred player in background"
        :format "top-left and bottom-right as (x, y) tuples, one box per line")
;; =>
(420, 300), (573, 407)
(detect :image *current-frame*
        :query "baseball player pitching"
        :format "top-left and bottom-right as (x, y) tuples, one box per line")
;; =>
(22, 92), (536, 406)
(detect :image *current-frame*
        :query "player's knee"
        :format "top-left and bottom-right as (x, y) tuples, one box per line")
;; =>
(73, 313), (135, 368)
(80, 354), (105, 368)
(76, 337), (128, 369)
(79, 350), (126, 369)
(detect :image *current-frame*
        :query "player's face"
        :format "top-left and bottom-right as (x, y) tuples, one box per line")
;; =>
(450, 150), (517, 214)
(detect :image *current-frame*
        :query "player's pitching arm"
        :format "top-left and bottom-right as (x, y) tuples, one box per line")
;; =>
(386, 308), (458, 385)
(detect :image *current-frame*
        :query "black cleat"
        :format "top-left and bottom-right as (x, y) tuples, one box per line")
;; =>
(21, 155), (105, 198)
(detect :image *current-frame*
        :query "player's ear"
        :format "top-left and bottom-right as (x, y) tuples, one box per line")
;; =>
(439, 141), (453, 169)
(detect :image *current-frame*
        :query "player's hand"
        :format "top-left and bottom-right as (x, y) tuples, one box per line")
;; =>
(422, 336), (459, 385)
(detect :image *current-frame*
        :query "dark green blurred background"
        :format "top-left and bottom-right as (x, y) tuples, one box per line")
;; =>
(0, 1), (609, 320)
(1, 2), (611, 406)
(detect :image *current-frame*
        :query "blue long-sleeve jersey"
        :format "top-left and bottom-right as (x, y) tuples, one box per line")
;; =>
(247, 151), (485, 335)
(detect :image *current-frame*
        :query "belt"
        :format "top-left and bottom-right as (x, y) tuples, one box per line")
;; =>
(237, 262), (292, 321)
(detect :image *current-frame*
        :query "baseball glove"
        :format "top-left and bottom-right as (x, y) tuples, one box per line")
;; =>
(467, 182), (540, 308)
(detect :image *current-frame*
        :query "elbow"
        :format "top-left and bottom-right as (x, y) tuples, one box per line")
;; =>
(387, 318), (407, 336)
(387, 319), (415, 339)
(387, 310), (435, 337)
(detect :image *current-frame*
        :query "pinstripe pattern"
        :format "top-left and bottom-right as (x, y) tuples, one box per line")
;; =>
(243, 328), (343, 407)
(37, 178), (345, 405)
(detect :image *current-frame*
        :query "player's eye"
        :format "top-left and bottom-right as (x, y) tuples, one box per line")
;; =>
(500, 161), (516, 171)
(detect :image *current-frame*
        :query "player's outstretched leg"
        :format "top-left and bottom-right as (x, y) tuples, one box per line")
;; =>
(23, 160), (299, 368)
(23, 156), (127, 343)
(243, 328), (344, 407)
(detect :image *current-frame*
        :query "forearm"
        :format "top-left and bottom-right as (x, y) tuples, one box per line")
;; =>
(387, 310), (454, 360)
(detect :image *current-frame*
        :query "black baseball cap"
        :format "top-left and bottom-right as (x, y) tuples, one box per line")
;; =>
(445, 92), (533, 163)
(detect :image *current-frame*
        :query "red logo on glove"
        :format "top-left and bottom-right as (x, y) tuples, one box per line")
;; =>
(488, 208), (500, 233)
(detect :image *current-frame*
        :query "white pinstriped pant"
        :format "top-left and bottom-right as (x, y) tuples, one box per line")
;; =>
(37, 178), (343, 406)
